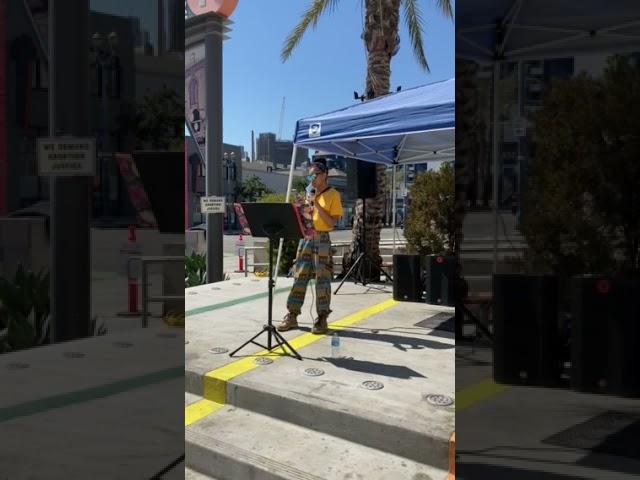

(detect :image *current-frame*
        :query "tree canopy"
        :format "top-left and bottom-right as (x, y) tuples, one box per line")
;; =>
(522, 55), (640, 275)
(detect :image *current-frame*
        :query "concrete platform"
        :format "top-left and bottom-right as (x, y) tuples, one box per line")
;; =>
(185, 276), (455, 477)
(456, 344), (640, 479)
(0, 325), (184, 479)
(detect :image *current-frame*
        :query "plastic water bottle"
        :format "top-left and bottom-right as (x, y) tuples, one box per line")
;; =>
(331, 332), (340, 358)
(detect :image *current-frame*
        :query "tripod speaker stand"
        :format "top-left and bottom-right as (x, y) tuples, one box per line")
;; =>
(334, 197), (393, 295)
(229, 203), (302, 360)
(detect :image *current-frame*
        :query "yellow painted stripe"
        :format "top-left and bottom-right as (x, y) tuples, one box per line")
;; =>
(187, 298), (399, 424)
(185, 398), (224, 426)
(456, 378), (508, 411)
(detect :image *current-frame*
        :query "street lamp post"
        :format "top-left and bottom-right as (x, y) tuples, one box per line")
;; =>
(90, 31), (118, 218)
(223, 151), (237, 231)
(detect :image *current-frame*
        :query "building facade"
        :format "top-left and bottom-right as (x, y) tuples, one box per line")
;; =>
(186, 136), (243, 229)
(255, 132), (308, 169)
(0, 0), (183, 224)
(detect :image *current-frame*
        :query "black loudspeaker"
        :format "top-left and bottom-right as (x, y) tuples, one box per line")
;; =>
(424, 256), (455, 306)
(393, 254), (423, 302)
(345, 158), (377, 199)
(571, 276), (640, 396)
(493, 274), (560, 386)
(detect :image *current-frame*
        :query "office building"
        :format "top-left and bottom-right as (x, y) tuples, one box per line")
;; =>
(255, 132), (308, 169)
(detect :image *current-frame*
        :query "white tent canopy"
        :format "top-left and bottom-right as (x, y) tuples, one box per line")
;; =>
(457, 0), (640, 63)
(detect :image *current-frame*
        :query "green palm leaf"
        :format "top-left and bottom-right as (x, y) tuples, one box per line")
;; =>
(281, 0), (342, 62)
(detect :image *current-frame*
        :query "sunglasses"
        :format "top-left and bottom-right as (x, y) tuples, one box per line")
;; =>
(306, 173), (318, 181)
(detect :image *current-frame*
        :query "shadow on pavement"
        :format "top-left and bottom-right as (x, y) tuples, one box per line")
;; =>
(298, 326), (454, 351)
(321, 356), (426, 380)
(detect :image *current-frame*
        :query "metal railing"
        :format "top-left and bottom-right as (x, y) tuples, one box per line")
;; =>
(138, 256), (185, 327)
(243, 246), (269, 277)
(240, 240), (408, 276)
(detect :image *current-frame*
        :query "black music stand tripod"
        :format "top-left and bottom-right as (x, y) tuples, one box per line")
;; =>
(334, 197), (393, 295)
(229, 203), (302, 360)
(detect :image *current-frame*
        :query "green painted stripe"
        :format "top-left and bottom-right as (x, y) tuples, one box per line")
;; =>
(0, 366), (183, 423)
(186, 286), (291, 317)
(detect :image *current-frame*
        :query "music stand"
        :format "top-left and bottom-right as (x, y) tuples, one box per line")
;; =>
(229, 202), (303, 360)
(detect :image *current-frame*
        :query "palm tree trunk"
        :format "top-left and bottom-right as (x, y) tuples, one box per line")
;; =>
(342, 0), (399, 280)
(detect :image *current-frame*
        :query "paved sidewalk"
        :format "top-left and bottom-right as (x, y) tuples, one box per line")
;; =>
(456, 343), (640, 479)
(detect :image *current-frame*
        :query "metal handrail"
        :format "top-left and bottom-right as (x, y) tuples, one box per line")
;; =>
(241, 240), (405, 277)
(137, 256), (184, 327)
(243, 245), (268, 277)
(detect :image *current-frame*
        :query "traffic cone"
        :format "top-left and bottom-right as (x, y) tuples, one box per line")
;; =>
(117, 225), (142, 317)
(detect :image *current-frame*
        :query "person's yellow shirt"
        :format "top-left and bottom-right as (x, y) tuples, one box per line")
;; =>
(313, 187), (343, 232)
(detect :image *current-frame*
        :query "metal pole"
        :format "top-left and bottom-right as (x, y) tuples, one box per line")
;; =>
(204, 27), (224, 283)
(141, 260), (148, 327)
(392, 163), (397, 253)
(492, 62), (500, 274)
(49, 0), (92, 342)
(274, 145), (298, 286)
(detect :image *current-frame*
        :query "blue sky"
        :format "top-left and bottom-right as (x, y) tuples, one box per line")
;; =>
(217, 0), (454, 154)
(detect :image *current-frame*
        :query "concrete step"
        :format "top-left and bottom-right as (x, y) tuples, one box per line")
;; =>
(186, 404), (448, 480)
(185, 467), (218, 479)
(215, 306), (453, 470)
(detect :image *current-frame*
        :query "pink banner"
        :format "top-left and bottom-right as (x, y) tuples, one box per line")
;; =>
(115, 153), (157, 228)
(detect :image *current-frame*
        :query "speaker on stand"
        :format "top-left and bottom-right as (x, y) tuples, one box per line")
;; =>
(335, 159), (392, 294)
(345, 158), (377, 200)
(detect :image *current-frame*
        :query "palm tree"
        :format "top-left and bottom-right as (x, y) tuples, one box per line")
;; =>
(282, 0), (453, 279)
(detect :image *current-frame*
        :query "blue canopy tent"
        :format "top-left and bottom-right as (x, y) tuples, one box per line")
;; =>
(275, 78), (455, 279)
(291, 78), (454, 166)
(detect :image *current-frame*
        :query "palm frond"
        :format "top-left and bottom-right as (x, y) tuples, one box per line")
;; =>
(281, 0), (341, 62)
(434, 0), (454, 19)
(402, 0), (429, 71)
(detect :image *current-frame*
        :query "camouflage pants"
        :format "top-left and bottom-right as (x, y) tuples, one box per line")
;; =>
(286, 232), (333, 316)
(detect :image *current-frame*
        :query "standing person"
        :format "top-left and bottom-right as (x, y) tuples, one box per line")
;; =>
(277, 160), (343, 334)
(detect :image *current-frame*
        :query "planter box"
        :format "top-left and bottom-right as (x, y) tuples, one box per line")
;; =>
(571, 275), (640, 397)
(493, 273), (561, 386)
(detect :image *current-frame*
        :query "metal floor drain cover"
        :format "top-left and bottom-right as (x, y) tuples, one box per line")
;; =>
(425, 394), (454, 407)
(362, 380), (384, 390)
(157, 333), (177, 338)
(304, 368), (325, 377)
(188, 291), (198, 295)
(113, 341), (133, 348)
(254, 357), (273, 365)
(211, 287), (221, 290)
(6, 362), (30, 370)
(63, 352), (85, 359)
(232, 283), (242, 286)
(209, 347), (229, 354)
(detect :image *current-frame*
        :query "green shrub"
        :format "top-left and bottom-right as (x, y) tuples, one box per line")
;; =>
(185, 252), (207, 287)
(405, 163), (456, 256)
(0, 266), (50, 353)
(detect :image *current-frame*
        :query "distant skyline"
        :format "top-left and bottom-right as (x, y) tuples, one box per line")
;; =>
(201, 0), (454, 154)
